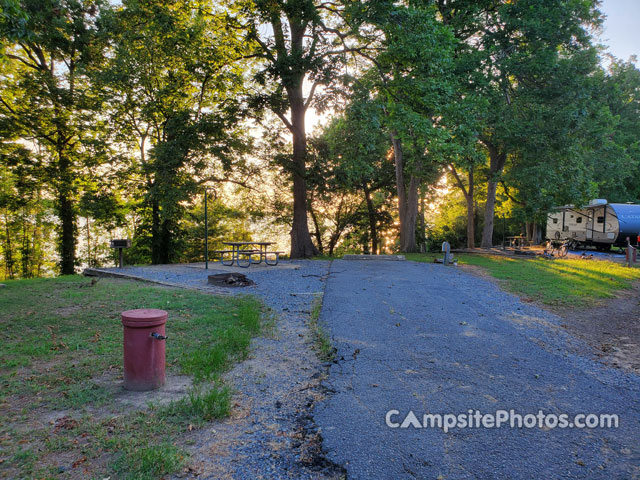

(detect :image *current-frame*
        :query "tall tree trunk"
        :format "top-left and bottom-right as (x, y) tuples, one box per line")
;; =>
(57, 153), (76, 275)
(21, 207), (29, 277)
(449, 164), (475, 249)
(57, 192), (76, 275)
(328, 235), (338, 257)
(466, 201), (475, 249)
(160, 219), (172, 264)
(3, 212), (14, 279)
(86, 216), (91, 268)
(404, 177), (420, 252)
(287, 84), (318, 259)
(151, 197), (161, 265)
(308, 199), (324, 254)
(391, 133), (419, 252)
(525, 221), (540, 244)
(35, 189), (43, 277)
(466, 169), (475, 248)
(481, 179), (498, 248)
(363, 186), (378, 255)
(418, 188), (426, 253)
(480, 141), (507, 248)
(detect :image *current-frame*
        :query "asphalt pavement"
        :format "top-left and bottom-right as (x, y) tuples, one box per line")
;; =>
(314, 259), (640, 479)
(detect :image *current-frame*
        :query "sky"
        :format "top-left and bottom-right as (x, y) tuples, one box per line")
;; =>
(598, 0), (640, 64)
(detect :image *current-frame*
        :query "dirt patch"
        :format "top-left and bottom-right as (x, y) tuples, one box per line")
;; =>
(92, 371), (193, 409)
(460, 263), (640, 373)
(554, 282), (640, 373)
(55, 305), (84, 317)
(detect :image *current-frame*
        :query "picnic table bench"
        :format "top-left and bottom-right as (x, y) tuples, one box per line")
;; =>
(211, 241), (283, 267)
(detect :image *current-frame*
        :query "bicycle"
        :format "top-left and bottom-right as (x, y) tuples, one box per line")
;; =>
(545, 239), (573, 258)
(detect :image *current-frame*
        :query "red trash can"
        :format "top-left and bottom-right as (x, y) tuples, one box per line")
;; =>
(121, 308), (168, 391)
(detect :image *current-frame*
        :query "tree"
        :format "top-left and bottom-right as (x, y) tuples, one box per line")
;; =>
(498, 47), (615, 239)
(434, 0), (602, 247)
(0, 0), (110, 274)
(232, 0), (357, 258)
(367, 4), (458, 252)
(101, 0), (251, 264)
(310, 90), (394, 254)
(600, 59), (640, 202)
(448, 161), (477, 248)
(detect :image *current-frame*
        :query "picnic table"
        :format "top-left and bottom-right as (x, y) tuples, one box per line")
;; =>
(507, 235), (527, 248)
(214, 241), (283, 267)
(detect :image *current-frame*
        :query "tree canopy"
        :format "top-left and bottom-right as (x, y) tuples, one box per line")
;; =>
(1, 0), (639, 277)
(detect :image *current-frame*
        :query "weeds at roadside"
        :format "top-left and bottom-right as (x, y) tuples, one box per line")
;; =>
(308, 294), (336, 363)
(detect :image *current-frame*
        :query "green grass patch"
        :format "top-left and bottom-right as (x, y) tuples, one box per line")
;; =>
(0, 275), (263, 479)
(406, 253), (640, 306)
(308, 294), (336, 362)
(310, 254), (341, 260)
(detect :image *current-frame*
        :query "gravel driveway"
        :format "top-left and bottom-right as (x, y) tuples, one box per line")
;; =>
(314, 260), (640, 479)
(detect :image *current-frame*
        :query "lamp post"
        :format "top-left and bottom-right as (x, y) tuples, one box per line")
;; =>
(204, 186), (217, 270)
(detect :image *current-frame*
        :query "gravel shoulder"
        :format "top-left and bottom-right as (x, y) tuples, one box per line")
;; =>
(314, 259), (640, 480)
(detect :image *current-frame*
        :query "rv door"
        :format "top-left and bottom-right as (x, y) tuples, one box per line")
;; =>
(586, 209), (593, 240)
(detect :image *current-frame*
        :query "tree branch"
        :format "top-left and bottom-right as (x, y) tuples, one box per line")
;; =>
(3, 53), (40, 70)
(304, 81), (319, 112)
(274, 110), (293, 132)
(448, 164), (469, 198)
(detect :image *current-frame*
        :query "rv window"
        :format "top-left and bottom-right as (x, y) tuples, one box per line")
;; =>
(552, 218), (558, 224)
(576, 217), (582, 224)
(597, 216), (604, 224)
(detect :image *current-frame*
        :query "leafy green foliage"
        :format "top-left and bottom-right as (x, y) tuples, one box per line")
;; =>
(0, 0), (113, 274)
(308, 89), (395, 254)
(0, 0), (639, 269)
(101, 0), (253, 264)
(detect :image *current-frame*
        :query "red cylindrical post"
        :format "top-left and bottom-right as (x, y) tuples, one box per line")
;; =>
(121, 309), (168, 391)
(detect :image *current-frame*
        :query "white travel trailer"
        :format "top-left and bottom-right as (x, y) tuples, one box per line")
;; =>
(547, 199), (640, 251)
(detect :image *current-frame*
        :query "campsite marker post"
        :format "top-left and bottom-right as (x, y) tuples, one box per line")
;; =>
(442, 241), (451, 266)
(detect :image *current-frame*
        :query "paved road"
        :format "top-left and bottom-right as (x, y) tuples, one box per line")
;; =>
(314, 260), (640, 479)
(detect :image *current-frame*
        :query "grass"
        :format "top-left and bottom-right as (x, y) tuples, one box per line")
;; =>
(308, 294), (336, 362)
(0, 275), (263, 479)
(406, 252), (640, 306)
(310, 254), (341, 261)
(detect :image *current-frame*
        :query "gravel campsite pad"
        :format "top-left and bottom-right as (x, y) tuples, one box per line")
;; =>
(314, 259), (640, 479)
